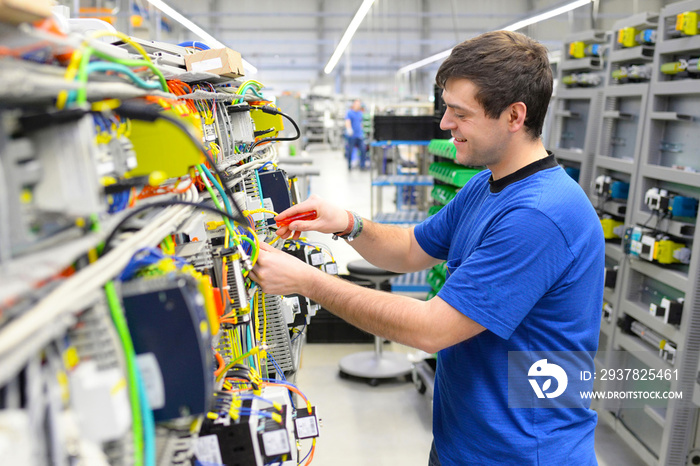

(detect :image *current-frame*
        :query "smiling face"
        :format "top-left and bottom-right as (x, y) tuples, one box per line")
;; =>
(439, 78), (512, 168)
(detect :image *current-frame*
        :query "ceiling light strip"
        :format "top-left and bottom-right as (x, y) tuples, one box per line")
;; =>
(324, 0), (377, 75)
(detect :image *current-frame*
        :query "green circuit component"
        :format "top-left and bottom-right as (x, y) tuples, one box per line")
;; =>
(428, 162), (481, 187)
(432, 262), (447, 280)
(428, 139), (457, 159)
(431, 185), (459, 205)
(428, 204), (444, 216)
(427, 268), (446, 292)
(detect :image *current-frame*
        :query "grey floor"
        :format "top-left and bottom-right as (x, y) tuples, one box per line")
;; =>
(287, 144), (645, 466)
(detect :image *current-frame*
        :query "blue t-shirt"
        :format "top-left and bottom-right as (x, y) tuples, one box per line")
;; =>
(414, 155), (604, 465)
(346, 109), (364, 137)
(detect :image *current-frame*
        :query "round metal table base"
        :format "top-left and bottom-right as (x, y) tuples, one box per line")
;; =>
(338, 351), (413, 385)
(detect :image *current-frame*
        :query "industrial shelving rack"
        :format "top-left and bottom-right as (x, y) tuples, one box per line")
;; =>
(595, 2), (700, 464)
(584, 11), (663, 464)
(549, 30), (608, 195)
(592, 11), (658, 372)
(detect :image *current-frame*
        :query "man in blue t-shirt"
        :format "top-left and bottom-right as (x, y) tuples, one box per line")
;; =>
(251, 30), (604, 465)
(345, 99), (368, 169)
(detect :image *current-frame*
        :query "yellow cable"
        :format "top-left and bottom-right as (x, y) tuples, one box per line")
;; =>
(243, 208), (279, 217)
(88, 30), (152, 63)
(254, 290), (261, 346)
(56, 49), (83, 109)
(261, 293), (267, 359)
(57, 31), (154, 109)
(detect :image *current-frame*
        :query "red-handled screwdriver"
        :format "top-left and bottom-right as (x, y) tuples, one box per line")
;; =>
(275, 210), (318, 227)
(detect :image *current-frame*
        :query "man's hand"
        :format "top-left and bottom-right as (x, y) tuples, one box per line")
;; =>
(274, 194), (349, 240)
(249, 242), (322, 296)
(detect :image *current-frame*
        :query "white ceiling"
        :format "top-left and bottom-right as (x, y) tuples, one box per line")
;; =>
(75, 0), (670, 98)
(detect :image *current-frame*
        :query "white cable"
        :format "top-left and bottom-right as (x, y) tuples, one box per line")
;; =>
(0, 205), (192, 360)
(226, 145), (277, 178)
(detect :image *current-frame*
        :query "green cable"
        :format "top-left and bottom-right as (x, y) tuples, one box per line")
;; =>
(197, 169), (237, 240)
(105, 281), (144, 466)
(93, 51), (168, 91)
(76, 47), (169, 104)
(239, 235), (257, 253)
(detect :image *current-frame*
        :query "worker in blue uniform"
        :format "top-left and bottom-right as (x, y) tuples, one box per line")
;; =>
(345, 99), (368, 170)
(251, 30), (604, 466)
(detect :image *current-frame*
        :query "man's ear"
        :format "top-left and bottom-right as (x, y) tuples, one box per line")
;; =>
(507, 102), (527, 133)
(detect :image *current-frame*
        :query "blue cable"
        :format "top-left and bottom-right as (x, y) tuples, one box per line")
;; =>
(235, 409), (275, 420)
(253, 169), (265, 208)
(290, 322), (306, 344)
(246, 326), (256, 368)
(177, 40), (210, 50)
(299, 443), (313, 465)
(258, 162), (274, 171)
(136, 367), (156, 466)
(200, 164), (234, 216)
(267, 353), (286, 381)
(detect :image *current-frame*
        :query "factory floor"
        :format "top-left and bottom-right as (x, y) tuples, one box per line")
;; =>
(286, 144), (645, 466)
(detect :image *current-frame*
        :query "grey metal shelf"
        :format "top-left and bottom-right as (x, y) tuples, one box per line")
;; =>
(632, 208), (696, 239)
(628, 258), (689, 294)
(610, 47), (655, 63)
(623, 2), (700, 463)
(619, 298), (682, 342)
(605, 242), (625, 261)
(554, 148), (586, 164)
(640, 164), (700, 187)
(372, 175), (433, 187)
(594, 155), (635, 174)
(390, 270), (430, 293)
(615, 331), (671, 373)
(600, 317), (615, 337)
(373, 211), (428, 225)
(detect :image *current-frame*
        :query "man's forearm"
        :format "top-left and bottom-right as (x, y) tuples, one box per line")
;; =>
(343, 220), (431, 273)
(301, 268), (436, 352)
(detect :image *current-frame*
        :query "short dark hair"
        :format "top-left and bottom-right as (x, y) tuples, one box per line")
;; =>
(435, 30), (552, 139)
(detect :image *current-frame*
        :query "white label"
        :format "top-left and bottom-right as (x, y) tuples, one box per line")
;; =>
(97, 161), (115, 176)
(135, 353), (165, 410)
(309, 253), (323, 266)
(203, 124), (217, 141)
(295, 415), (319, 439)
(191, 57), (223, 73)
(263, 198), (275, 212)
(261, 429), (291, 456)
(195, 434), (223, 464)
(324, 263), (338, 275)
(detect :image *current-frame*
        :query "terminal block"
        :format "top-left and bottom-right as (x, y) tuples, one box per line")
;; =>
(611, 64), (652, 83)
(617, 27), (656, 47)
(569, 41), (602, 59)
(600, 217), (624, 240)
(562, 73), (602, 87)
(670, 11), (699, 37)
(650, 297), (684, 326)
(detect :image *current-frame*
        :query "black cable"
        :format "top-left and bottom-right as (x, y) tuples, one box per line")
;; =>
(641, 210), (656, 230)
(102, 200), (243, 254)
(248, 108), (301, 152)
